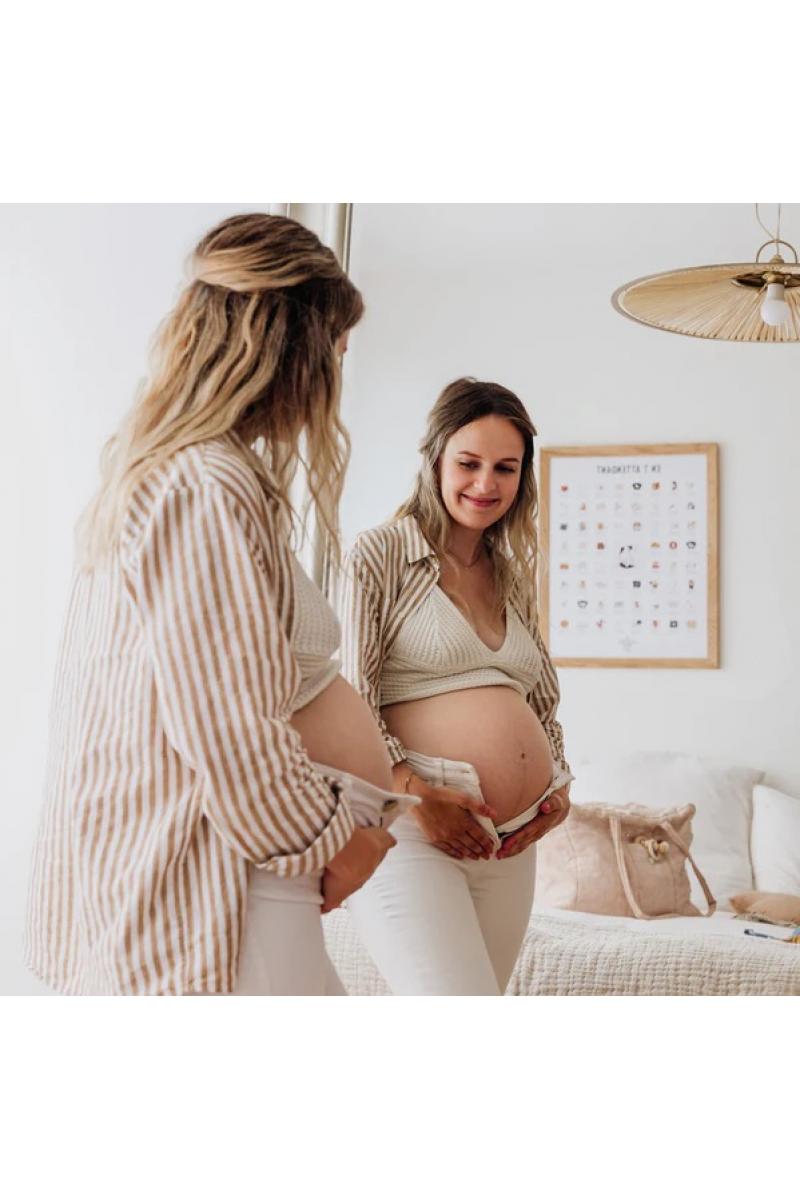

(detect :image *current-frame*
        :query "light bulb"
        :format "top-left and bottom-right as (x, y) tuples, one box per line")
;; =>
(761, 281), (791, 326)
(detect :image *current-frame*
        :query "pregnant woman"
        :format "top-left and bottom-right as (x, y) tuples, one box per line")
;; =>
(340, 378), (573, 995)
(25, 211), (437, 995)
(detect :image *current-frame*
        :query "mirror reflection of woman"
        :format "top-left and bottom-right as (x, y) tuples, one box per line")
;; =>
(24, 212), (411, 996)
(340, 378), (573, 995)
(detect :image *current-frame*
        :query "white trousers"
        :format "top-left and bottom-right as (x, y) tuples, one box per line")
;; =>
(234, 765), (408, 996)
(346, 752), (573, 996)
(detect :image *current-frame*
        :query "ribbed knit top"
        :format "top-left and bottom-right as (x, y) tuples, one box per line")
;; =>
(289, 552), (342, 711)
(380, 584), (544, 706)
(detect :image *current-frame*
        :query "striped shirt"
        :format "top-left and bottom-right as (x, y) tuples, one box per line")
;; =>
(25, 432), (355, 995)
(339, 516), (569, 772)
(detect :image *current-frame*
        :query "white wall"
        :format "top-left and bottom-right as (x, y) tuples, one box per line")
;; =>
(340, 203), (800, 799)
(3, 203), (798, 995)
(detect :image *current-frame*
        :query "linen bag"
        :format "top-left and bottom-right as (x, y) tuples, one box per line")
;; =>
(536, 802), (716, 919)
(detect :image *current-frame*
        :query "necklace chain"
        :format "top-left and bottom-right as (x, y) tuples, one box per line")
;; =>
(445, 543), (486, 569)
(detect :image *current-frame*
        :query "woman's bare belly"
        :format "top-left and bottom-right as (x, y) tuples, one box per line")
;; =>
(291, 674), (394, 792)
(382, 687), (554, 825)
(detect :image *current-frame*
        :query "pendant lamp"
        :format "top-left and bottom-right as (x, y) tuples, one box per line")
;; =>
(612, 205), (800, 342)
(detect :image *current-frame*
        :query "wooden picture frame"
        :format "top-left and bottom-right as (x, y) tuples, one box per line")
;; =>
(538, 443), (719, 668)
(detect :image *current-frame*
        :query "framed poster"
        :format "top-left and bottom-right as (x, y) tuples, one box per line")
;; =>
(539, 443), (719, 668)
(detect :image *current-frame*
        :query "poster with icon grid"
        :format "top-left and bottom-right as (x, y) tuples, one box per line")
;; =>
(539, 443), (719, 668)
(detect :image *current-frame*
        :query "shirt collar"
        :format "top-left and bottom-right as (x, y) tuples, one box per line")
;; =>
(398, 514), (531, 622)
(397, 514), (436, 565)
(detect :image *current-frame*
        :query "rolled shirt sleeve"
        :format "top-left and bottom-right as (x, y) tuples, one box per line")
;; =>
(338, 544), (408, 766)
(528, 623), (570, 776)
(132, 482), (354, 877)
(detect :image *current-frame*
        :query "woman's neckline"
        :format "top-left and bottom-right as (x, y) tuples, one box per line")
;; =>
(433, 584), (512, 655)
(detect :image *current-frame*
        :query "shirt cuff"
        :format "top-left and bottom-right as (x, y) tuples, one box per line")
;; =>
(256, 779), (356, 879)
(386, 736), (408, 766)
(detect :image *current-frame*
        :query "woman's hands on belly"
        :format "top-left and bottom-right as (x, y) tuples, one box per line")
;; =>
(496, 788), (571, 859)
(412, 793), (496, 860)
(383, 687), (555, 825)
(290, 675), (393, 791)
(393, 762), (498, 860)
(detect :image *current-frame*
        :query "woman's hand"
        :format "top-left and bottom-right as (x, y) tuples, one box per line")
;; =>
(412, 785), (497, 860)
(390, 764), (497, 860)
(321, 827), (396, 913)
(394, 763), (496, 820)
(495, 787), (570, 860)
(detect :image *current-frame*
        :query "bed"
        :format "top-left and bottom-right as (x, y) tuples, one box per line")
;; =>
(322, 905), (800, 996)
(322, 754), (800, 996)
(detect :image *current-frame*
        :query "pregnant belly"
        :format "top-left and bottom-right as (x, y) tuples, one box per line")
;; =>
(290, 674), (394, 792)
(382, 687), (555, 825)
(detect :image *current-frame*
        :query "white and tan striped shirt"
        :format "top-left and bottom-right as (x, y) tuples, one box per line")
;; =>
(25, 432), (355, 995)
(339, 516), (569, 773)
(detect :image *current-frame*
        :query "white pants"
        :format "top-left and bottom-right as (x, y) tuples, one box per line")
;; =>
(346, 752), (574, 996)
(234, 765), (409, 996)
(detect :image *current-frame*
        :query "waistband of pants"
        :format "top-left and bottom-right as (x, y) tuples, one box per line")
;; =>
(494, 765), (575, 836)
(403, 750), (481, 796)
(402, 750), (574, 838)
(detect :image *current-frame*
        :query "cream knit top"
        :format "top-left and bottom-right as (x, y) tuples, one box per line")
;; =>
(380, 584), (544, 706)
(289, 552), (342, 711)
(340, 516), (568, 771)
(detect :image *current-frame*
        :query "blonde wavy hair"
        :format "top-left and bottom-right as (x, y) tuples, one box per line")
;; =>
(395, 377), (540, 615)
(78, 212), (363, 567)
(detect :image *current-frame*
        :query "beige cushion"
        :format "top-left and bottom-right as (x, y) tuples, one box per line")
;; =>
(729, 891), (800, 926)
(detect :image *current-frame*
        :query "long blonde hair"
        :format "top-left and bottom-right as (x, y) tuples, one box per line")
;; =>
(395, 377), (540, 615)
(78, 212), (363, 567)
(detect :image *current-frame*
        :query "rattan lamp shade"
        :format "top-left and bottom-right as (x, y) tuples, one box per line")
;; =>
(612, 261), (800, 342)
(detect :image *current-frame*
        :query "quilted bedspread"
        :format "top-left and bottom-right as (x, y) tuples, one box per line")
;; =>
(322, 906), (800, 996)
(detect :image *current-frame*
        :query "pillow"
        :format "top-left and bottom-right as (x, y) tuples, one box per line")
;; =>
(730, 891), (800, 926)
(750, 784), (800, 895)
(569, 754), (763, 910)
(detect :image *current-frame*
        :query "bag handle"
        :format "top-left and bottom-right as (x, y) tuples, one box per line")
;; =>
(661, 820), (717, 916)
(609, 815), (717, 919)
(609, 816), (649, 918)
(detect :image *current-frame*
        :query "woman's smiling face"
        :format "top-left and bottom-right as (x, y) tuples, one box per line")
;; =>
(438, 414), (525, 531)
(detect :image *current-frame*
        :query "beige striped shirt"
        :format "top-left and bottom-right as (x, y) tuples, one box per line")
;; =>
(339, 516), (569, 772)
(25, 432), (355, 995)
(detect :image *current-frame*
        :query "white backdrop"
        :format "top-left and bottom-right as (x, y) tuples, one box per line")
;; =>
(2, 203), (799, 995)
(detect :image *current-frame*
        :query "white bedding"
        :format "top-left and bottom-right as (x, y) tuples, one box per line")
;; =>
(531, 905), (787, 941)
(323, 905), (800, 996)
(507, 907), (800, 996)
